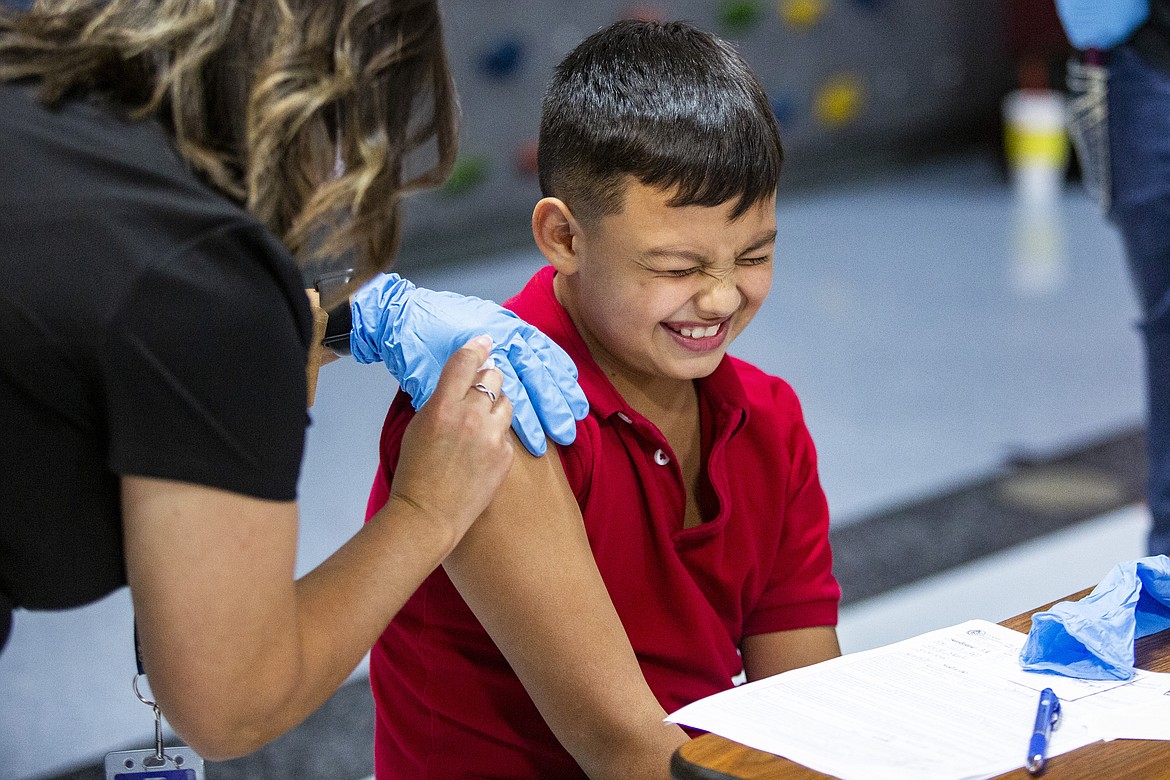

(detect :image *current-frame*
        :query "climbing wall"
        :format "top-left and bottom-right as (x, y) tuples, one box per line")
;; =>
(410, 0), (1013, 262)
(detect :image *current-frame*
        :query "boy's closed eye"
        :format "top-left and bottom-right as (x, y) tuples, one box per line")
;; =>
(736, 255), (772, 267)
(654, 255), (773, 278)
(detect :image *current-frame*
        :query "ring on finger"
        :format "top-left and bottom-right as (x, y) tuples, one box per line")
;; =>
(473, 382), (498, 404)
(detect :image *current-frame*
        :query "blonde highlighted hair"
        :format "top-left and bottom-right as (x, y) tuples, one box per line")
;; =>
(0, 0), (458, 304)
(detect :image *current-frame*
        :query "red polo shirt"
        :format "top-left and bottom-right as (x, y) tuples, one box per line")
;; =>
(366, 266), (839, 778)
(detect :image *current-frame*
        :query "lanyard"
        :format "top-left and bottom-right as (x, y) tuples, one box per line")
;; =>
(131, 622), (166, 764)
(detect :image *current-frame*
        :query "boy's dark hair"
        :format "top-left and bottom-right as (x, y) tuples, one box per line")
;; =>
(538, 19), (782, 223)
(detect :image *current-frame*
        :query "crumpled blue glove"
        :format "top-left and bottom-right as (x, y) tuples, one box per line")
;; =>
(1055, 0), (1150, 50)
(350, 273), (589, 456)
(1019, 555), (1170, 680)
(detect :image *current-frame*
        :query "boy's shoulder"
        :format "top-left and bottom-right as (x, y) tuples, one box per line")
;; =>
(722, 354), (803, 415)
(503, 266), (558, 322)
(715, 357), (818, 466)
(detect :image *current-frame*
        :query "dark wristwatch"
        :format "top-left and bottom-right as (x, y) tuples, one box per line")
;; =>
(315, 268), (355, 357)
(322, 300), (353, 356)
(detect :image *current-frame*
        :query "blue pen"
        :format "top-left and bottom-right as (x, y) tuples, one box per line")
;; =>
(1026, 687), (1061, 775)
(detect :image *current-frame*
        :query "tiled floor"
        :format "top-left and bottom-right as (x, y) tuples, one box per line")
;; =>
(1, 152), (1151, 779)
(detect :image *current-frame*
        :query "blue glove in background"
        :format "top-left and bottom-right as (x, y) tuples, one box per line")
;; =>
(1055, 0), (1150, 49)
(350, 273), (589, 456)
(1019, 555), (1170, 680)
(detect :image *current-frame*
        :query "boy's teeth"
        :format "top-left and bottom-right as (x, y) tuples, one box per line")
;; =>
(678, 324), (720, 339)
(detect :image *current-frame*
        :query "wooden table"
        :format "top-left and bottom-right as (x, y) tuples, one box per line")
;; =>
(671, 591), (1170, 779)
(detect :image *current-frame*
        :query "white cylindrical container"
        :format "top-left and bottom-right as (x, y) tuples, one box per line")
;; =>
(1002, 89), (1070, 208)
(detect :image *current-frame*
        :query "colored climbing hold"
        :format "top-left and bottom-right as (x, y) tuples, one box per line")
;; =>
(620, 4), (668, 22)
(515, 139), (540, 177)
(479, 38), (525, 80)
(719, 0), (764, 35)
(779, 0), (829, 30)
(769, 94), (797, 127)
(442, 155), (489, 197)
(814, 74), (864, 127)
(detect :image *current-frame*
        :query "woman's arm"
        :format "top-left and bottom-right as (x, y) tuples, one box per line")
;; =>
(442, 444), (689, 780)
(123, 338), (514, 760)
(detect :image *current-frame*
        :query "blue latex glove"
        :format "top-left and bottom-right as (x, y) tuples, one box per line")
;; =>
(350, 273), (589, 456)
(1019, 555), (1170, 680)
(1054, 0), (1150, 49)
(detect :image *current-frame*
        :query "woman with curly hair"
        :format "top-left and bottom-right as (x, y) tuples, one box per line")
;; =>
(0, 2), (679, 770)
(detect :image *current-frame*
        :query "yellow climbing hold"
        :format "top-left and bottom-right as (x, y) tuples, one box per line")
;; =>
(815, 74), (863, 126)
(780, 0), (829, 29)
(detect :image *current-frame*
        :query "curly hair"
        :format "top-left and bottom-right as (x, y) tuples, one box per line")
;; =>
(0, 0), (458, 305)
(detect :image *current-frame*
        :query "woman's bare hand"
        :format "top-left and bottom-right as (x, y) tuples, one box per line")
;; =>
(389, 335), (515, 546)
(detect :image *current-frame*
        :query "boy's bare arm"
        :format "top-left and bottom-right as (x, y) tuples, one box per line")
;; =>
(441, 442), (688, 779)
(741, 626), (842, 682)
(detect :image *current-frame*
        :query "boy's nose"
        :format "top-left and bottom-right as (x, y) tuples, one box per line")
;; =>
(696, 271), (742, 317)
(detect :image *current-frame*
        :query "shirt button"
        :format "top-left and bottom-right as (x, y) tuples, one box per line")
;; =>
(617, 412), (633, 423)
(653, 449), (670, 466)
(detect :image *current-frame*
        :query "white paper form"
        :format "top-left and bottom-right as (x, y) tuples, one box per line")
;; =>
(1080, 670), (1170, 741)
(666, 620), (1157, 780)
(1097, 696), (1170, 741)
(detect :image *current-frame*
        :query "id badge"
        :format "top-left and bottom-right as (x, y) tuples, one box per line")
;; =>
(104, 747), (204, 780)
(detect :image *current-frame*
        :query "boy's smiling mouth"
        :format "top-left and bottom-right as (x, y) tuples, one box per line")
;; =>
(676, 324), (720, 339)
(662, 319), (729, 351)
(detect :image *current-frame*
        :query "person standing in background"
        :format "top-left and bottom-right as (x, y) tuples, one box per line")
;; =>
(1056, 0), (1170, 556)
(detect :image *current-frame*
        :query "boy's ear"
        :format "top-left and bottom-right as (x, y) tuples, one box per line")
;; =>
(531, 197), (580, 275)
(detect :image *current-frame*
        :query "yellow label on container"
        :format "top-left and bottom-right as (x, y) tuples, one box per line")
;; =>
(1005, 127), (1069, 167)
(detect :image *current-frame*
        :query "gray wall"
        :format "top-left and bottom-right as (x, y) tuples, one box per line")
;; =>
(398, 0), (1013, 264)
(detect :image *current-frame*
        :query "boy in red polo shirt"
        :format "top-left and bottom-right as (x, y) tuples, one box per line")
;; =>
(366, 19), (841, 778)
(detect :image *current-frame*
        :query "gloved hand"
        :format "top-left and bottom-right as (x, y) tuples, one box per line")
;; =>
(1055, 0), (1150, 49)
(1019, 555), (1170, 680)
(350, 273), (589, 457)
